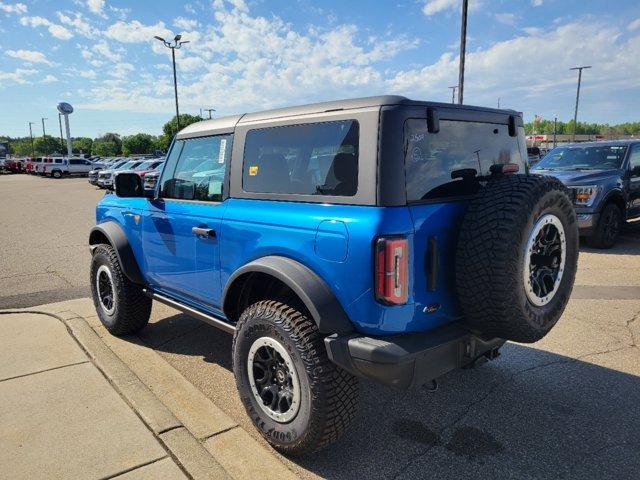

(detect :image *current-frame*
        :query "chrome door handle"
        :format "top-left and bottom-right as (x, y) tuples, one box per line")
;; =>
(192, 227), (216, 238)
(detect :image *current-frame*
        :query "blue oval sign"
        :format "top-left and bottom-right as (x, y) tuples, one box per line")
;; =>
(57, 102), (74, 114)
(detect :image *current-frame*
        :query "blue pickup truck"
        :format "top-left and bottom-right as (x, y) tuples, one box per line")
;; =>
(89, 96), (578, 454)
(532, 140), (640, 248)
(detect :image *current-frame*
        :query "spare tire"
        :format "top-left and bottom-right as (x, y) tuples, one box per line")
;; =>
(456, 174), (579, 343)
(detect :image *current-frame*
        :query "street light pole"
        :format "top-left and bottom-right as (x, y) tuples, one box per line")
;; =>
(28, 122), (35, 157)
(41, 117), (48, 156)
(448, 86), (458, 104)
(457, 0), (469, 105)
(570, 65), (591, 142)
(154, 35), (190, 133)
(553, 116), (558, 149)
(58, 113), (65, 152)
(204, 108), (216, 119)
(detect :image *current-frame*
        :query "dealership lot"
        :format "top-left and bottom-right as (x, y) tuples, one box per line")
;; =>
(1, 174), (639, 479)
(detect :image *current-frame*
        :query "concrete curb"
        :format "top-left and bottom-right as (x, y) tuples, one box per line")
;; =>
(12, 299), (300, 480)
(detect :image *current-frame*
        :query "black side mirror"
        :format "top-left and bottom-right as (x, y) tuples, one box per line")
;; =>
(508, 115), (518, 137)
(115, 173), (144, 197)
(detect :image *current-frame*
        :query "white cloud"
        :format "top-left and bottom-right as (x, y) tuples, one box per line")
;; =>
(92, 40), (121, 62)
(41, 74), (58, 83)
(174, 16), (199, 30)
(86, 0), (105, 15)
(422, 0), (458, 16)
(495, 13), (519, 26)
(20, 16), (73, 40)
(0, 67), (38, 85)
(57, 12), (95, 38)
(628, 19), (640, 32)
(0, 2), (26, 13)
(531, 0), (544, 6)
(105, 20), (173, 43)
(6, 49), (53, 65)
(108, 62), (134, 79)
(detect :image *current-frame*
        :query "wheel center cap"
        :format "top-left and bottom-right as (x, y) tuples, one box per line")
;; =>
(275, 369), (286, 384)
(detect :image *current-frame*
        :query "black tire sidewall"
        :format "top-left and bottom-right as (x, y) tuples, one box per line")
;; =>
(233, 309), (314, 449)
(595, 203), (621, 248)
(517, 188), (579, 334)
(90, 247), (120, 329)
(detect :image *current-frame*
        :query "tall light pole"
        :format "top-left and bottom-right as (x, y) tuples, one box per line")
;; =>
(553, 116), (558, 149)
(154, 34), (190, 132)
(570, 65), (591, 142)
(204, 108), (216, 119)
(58, 113), (65, 152)
(448, 86), (458, 104)
(41, 117), (48, 156)
(457, 0), (469, 105)
(28, 122), (35, 157)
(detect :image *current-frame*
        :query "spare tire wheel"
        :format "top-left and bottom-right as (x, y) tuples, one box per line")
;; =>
(456, 174), (579, 343)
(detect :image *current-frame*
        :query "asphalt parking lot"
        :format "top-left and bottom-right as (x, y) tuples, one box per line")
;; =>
(2, 173), (640, 479)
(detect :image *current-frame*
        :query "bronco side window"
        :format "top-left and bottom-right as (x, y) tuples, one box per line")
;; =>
(404, 119), (525, 202)
(242, 120), (359, 196)
(160, 135), (232, 202)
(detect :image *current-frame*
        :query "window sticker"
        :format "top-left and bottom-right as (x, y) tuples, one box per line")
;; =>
(249, 165), (259, 176)
(218, 138), (227, 163)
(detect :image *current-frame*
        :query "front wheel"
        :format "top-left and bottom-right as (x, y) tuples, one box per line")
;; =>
(233, 300), (359, 455)
(90, 244), (151, 335)
(51, 170), (62, 179)
(588, 203), (622, 249)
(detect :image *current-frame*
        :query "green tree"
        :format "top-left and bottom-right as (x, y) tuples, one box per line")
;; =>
(33, 136), (64, 156)
(122, 133), (155, 155)
(156, 114), (203, 152)
(6, 139), (33, 156)
(94, 132), (122, 155)
(92, 141), (119, 157)
(72, 137), (93, 155)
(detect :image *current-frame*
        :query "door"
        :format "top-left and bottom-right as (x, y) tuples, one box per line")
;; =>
(627, 144), (640, 220)
(142, 134), (232, 309)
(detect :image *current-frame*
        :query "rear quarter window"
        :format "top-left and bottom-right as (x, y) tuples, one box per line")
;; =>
(404, 119), (526, 202)
(242, 120), (359, 197)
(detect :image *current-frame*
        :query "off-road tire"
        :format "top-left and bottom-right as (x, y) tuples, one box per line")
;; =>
(456, 174), (579, 343)
(587, 203), (622, 249)
(233, 300), (359, 455)
(90, 244), (151, 335)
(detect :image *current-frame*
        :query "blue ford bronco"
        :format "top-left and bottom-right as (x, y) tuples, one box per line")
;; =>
(89, 96), (579, 454)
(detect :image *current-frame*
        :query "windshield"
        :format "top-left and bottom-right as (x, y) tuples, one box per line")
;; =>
(535, 145), (627, 171)
(116, 161), (134, 170)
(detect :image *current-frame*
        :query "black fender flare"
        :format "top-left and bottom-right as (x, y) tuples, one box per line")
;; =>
(222, 256), (354, 334)
(89, 221), (145, 285)
(601, 188), (626, 216)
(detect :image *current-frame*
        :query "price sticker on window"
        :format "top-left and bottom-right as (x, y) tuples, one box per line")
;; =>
(218, 138), (227, 164)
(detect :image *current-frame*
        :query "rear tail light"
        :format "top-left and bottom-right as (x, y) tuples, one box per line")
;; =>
(375, 236), (409, 305)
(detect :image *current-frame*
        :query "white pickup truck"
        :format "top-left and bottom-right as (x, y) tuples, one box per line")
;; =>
(48, 158), (102, 178)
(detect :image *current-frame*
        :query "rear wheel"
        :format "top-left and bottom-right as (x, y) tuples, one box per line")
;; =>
(456, 174), (579, 343)
(233, 300), (359, 455)
(587, 203), (622, 249)
(51, 170), (62, 179)
(90, 244), (151, 335)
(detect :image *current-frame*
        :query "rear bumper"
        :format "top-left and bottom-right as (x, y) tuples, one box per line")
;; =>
(325, 323), (504, 389)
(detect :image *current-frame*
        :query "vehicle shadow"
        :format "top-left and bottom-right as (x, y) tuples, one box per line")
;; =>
(579, 226), (640, 256)
(138, 315), (640, 479)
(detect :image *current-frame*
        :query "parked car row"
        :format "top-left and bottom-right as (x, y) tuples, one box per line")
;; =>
(89, 157), (164, 189)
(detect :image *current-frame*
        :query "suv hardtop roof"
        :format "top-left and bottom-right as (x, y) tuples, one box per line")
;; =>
(177, 95), (520, 139)
(556, 140), (640, 148)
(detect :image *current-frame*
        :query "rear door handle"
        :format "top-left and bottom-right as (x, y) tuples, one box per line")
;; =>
(192, 227), (216, 238)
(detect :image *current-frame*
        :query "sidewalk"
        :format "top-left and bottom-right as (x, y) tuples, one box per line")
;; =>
(0, 300), (299, 480)
(0, 310), (189, 479)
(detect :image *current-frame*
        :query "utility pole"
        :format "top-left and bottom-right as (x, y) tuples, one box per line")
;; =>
(154, 35), (190, 132)
(204, 108), (216, 119)
(553, 116), (558, 149)
(570, 65), (591, 142)
(41, 117), (48, 156)
(497, 98), (500, 109)
(28, 122), (35, 157)
(58, 113), (64, 152)
(457, 0), (469, 105)
(448, 86), (458, 104)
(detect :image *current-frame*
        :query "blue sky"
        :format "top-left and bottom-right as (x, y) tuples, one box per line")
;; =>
(1, 0), (639, 138)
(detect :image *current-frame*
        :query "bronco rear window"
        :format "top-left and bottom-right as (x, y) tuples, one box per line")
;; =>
(242, 120), (359, 196)
(404, 119), (526, 202)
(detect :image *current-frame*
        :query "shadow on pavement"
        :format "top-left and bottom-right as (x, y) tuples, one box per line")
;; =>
(138, 315), (640, 479)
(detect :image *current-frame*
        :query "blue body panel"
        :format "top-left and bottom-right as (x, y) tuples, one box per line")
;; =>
(95, 194), (469, 336)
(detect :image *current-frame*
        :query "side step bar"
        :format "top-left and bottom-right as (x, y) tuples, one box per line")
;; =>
(143, 288), (236, 334)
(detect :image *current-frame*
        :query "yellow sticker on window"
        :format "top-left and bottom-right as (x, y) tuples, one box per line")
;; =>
(249, 165), (259, 176)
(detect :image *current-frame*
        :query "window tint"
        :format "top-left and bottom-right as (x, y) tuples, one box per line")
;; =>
(70, 159), (81, 165)
(242, 120), (359, 196)
(628, 145), (640, 169)
(404, 119), (525, 202)
(160, 135), (232, 202)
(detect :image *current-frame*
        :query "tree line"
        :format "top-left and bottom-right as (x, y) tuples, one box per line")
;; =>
(524, 118), (640, 136)
(0, 114), (202, 157)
